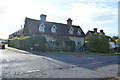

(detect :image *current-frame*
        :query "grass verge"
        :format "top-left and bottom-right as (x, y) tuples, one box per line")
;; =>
(46, 51), (119, 56)
(88, 52), (119, 56)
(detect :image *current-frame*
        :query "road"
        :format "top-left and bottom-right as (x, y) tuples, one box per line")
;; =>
(0, 49), (119, 78)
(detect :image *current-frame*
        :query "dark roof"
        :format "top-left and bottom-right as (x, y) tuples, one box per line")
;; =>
(106, 36), (115, 42)
(10, 28), (23, 35)
(9, 28), (23, 39)
(25, 17), (85, 37)
(86, 30), (105, 36)
(86, 30), (95, 35)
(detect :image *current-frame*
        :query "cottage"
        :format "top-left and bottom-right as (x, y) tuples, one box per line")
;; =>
(9, 14), (86, 51)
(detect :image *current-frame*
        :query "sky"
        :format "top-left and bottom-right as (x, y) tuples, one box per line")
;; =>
(0, 0), (119, 39)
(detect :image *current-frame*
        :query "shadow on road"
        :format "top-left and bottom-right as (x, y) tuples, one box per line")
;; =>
(29, 51), (119, 70)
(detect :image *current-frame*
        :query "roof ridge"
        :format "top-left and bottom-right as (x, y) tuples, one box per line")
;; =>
(25, 17), (80, 27)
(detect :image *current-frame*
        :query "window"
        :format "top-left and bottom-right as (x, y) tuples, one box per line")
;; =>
(77, 42), (81, 46)
(77, 29), (81, 35)
(39, 23), (45, 32)
(51, 25), (57, 33)
(51, 40), (56, 46)
(69, 27), (74, 35)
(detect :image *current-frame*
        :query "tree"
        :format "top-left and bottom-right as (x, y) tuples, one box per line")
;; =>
(112, 36), (119, 40)
(87, 34), (109, 52)
(116, 38), (120, 45)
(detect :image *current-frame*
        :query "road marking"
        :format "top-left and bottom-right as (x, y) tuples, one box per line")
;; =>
(4, 57), (9, 62)
(87, 57), (95, 59)
(97, 62), (102, 63)
(27, 70), (39, 73)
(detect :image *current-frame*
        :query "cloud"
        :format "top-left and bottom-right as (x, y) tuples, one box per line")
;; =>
(78, 0), (119, 2)
(62, 2), (118, 36)
(0, 7), (4, 16)
(0, 0), (118, 38)
(0, 9), (2, 13)
(91, 10), (117, 23)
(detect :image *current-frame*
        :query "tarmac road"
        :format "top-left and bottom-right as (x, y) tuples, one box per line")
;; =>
(0, 49), (119, 78)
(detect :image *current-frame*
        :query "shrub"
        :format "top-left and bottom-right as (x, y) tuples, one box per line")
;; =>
(8, 35), (48, 52)
(8, 35), (76, 52)
(47, 40), (59, 51)
(30, 35), (48, 51)
(64, 40), (75, 52)
(87, 34), (109, 52)
(23, 37), (32, 50)
(116, 38), (120, 45)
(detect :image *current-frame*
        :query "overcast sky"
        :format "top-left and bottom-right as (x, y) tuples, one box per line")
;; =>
(0, 0), (119, 39)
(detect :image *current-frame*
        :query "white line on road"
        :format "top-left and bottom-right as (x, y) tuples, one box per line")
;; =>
(27, 70), (40, 73)
(4, 56), (9, 62)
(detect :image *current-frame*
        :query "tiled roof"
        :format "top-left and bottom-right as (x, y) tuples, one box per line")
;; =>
(25, 17), (85, 37)
(86, 30), (95, 35)
(10, 28), (23, 36)
(86, 30), (105, 36)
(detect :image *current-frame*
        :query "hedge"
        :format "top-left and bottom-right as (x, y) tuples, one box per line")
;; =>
(64, 40), (75, 52)
(8, 35), (48, 52)
(8, 35), (76, 52)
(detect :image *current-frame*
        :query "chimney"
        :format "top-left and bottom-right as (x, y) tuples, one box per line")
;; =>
(100, 29), (105, 34)
(94, 28), (97, 33)
(100, 30), (103, 33)
(40, 14), (47, 21)
(67, 18), (72, 26)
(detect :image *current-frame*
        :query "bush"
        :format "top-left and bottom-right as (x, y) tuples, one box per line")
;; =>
(8, 35), (48, 52)
(30, 35), (48, 51)
(64, 40), (75, 52)
(23, 37), (32, 50)
(8, 39), (18, 48)
(47, 40), (59, 51)
(87, 34), (109, 52)
(116, 38), (120, 45)
(8, 35), (76, 52)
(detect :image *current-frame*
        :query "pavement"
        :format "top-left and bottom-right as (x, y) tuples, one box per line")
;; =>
(5, 45), (29, 54)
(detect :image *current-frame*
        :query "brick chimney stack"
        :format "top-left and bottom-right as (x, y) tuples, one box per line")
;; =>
(67, 18), (72, 26)
(94, 28), (97, 33)
(100, 29), (105, 34)
(40, 14), (47, 21)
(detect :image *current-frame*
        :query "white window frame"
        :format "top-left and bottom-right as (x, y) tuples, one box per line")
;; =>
(69, 27), (74, 35)
(39, 23), (45, 32)
(77, 29), (81, 35)
(51, 25), (57, 33)
(51, 40), (56, 46)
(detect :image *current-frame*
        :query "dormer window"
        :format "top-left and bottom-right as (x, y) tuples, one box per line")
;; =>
(51, 25), (57, 33)
(77, 29), (81, 35)
(69, 27), (74, 35)
(39, 23), (45, 32)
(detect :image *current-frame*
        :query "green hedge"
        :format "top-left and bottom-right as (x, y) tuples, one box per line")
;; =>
(8, 36), (76, 52)
(8, 35), (48, 52)
(64, 40), (75, 52)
